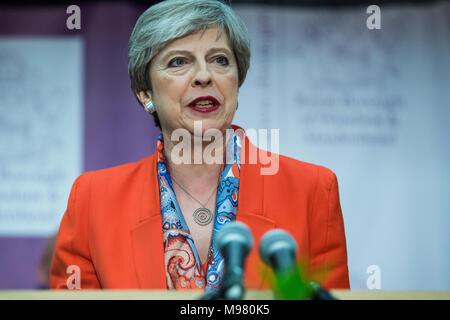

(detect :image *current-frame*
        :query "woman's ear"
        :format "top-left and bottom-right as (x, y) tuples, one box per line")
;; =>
(136, 90), (156, 114)
(136, 90), (152, 107)
(136, 90), (157, 114)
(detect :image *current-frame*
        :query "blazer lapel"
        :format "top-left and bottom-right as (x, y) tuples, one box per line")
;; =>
(130, 153), (167, 289)
(131, 216), (166, 288)
(237, 212), (275, 289)
(236, 131), (276, 289)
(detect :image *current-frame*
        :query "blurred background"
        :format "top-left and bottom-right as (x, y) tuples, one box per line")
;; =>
(0, 0), (449, 290)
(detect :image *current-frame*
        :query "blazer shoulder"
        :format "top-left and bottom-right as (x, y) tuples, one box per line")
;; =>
(79, 154), (155, 185)
(260, 154), (339, 218)
(276, 154), (337, 186)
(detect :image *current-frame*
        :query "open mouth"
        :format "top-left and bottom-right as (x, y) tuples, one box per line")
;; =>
(192, 100), (215, 108)
(188, 96), (220, 112)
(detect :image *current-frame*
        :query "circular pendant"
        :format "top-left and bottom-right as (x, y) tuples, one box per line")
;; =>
(193, 207), (213, 226)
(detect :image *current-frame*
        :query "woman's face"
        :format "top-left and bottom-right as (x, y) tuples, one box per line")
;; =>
(148, 26), (239, 135)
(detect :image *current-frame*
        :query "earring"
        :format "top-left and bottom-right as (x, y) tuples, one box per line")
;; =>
(145, 101), (155, 113)
(236, 102), (239, 110)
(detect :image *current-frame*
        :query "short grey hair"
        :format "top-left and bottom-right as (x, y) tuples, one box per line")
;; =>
(128, 0), (251, 127)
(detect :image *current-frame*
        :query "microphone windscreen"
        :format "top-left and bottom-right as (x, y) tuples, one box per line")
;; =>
(216, 221), (254, 253)
(259, 229), (298, 266)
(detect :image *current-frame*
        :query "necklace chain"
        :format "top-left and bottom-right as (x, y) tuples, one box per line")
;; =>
(171, 176), (218, 208)
(170, 170), (222, 226)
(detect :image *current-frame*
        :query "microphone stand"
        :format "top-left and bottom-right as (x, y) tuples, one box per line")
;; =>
(309, 282), (337, 300)
(199, 271), (246, 300)
(200, 281), (336, 300)
(201, 232), (250, 300)
(271, 265), (338, 300)
(199, 289), (222, 300)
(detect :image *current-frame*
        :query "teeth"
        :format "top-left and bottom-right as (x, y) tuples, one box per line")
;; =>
(193, 100), (214, 108)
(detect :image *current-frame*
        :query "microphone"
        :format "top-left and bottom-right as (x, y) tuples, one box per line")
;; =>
(259, 229), (298, 274)
(259, 229), (336, 300)
(200, 221), (253, 300)
(217, 221), (254, 300)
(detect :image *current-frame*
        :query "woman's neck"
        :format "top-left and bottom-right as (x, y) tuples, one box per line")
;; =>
(162, 129), (228, 192)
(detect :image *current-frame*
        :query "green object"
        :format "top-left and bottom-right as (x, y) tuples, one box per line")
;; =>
(272, 264), (315, 300)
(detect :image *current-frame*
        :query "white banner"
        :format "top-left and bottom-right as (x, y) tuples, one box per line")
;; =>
(0, 37), (83, 236)
(235, 3), (450, 290)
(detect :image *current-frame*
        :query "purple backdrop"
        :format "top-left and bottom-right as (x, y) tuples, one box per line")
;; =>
(0, 3), (160, 289)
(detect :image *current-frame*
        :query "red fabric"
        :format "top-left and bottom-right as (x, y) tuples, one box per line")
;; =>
(50, 126), (350, 290)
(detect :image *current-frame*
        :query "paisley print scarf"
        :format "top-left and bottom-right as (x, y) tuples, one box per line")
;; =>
(157, 128), (241, 290)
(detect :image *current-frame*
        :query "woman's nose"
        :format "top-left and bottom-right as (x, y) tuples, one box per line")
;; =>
(192, 63), (212, 87)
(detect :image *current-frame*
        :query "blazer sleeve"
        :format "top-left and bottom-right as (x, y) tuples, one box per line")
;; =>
(309, 167), (350, 289)
(50, 172), (101, 289)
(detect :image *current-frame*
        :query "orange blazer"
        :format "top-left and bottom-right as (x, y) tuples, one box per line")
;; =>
(50, 127), (350, 290)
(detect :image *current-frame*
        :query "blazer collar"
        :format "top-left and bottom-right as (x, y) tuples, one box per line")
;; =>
(234, 125), (276, 289)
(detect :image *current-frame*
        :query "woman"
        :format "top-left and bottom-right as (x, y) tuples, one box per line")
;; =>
(50, 0), (349, 291)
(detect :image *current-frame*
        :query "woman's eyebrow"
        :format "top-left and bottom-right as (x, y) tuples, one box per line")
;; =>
(161, 50), (193, 61)
(206, 47), (233, 56)
(161, 47), (233, 61)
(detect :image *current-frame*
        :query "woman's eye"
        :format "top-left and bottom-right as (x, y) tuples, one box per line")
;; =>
(215, 56), (229, 66)
(168, 57), (186, 67)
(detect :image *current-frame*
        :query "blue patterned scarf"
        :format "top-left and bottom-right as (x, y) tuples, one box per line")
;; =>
(157, 129), (241, 290)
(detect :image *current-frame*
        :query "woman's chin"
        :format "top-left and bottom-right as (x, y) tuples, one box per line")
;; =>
(185, 118), (230, 135)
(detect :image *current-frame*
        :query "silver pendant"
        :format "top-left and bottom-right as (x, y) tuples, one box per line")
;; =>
(193, 207), (213, 226)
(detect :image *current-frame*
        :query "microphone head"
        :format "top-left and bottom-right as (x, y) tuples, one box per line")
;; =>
(259, 229), (298, 267)
(216, 221), (254, 253)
